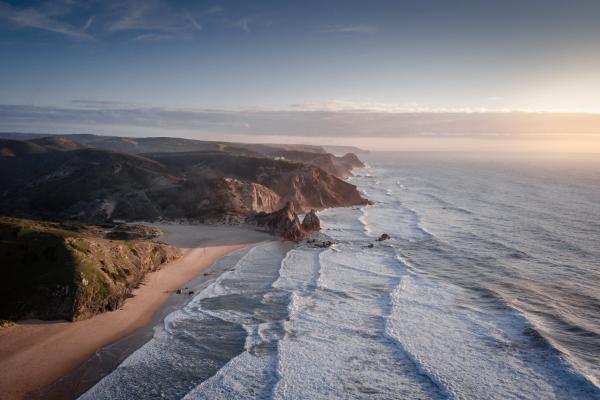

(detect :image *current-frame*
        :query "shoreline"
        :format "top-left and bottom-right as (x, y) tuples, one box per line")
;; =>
(0, 224), (274, 400)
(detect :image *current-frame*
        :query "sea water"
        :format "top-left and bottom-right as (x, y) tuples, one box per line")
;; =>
(80, 153), (600, 399)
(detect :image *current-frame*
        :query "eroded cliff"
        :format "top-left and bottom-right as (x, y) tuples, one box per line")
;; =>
(0, 139), (368, 223)
(0, 216), (180, 322)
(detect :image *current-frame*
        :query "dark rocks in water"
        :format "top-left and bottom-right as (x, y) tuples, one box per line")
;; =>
(315, 240), (333, 248)
(302, 209), (320, 232)
(176, 289), (182, 294)
(188, 291), (195, 296)
(306, 239), (334, 248)
(366, 243), (374, 248)
(377, 233), (391, 241)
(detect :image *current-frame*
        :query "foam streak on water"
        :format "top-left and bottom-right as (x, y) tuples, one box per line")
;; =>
(81, 156), (600, 399)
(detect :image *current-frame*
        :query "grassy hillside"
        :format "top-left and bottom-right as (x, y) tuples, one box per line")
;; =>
(0, 216), (180, 321)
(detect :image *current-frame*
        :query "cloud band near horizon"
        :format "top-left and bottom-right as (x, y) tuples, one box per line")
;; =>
(1, 104), (599, 141)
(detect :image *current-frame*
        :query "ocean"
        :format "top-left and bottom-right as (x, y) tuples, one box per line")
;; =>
(79, 153), (600, 399)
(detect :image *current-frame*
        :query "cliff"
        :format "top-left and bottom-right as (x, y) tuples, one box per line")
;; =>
(0, 133), (368, 324)
(0, 145), (367, 223)
(0, 216), (180, 322)
(261, 150), (365, 178)
(146, 151), (367, 212)
(1, 133), (365, 178)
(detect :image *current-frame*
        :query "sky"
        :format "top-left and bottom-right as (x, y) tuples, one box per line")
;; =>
(1, 0), (600, 151)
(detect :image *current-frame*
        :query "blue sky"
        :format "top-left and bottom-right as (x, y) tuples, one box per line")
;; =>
(1, 0), (599, 149)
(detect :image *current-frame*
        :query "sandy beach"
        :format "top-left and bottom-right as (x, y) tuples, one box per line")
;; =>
(0, 224), (273, 400)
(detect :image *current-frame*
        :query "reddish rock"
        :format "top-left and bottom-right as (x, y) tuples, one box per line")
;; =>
(248, 202), (321, 241)
(302, 209), (320, 232)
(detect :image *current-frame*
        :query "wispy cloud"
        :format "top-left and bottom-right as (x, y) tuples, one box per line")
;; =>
(1, 103), (598, 140)
(226, 13), (275, 33)
(328, 24), (376, 34)
(0, 1), (94, 40)
(83, 15), (94, 30)
(107, 0), (202, 38)
(70, 99), (143, 109)
(131, 33), (175, 42)
(290, 100), (498, 113)
(0, 1), (271, 42)
(0, 0), (211, 42)
(229, 16), (254, 33)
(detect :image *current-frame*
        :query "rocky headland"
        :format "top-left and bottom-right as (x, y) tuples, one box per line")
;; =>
(0, 216), (180, 322)
(0, 133), (368, 323)
(0, 134), (368, 229)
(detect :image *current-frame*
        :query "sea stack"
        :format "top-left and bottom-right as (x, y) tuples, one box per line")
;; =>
(248, 202), (321, 241)
(302, 209), (320, 232)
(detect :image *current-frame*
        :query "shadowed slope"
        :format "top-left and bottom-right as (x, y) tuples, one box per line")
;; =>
(0, 216), (180, 321)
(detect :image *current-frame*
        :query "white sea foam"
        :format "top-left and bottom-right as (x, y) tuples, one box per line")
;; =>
(271, 243), (443, 399)
(81, 157), (600, 399)
(386, 273), (597, 399)
(357, 205), (374, 237)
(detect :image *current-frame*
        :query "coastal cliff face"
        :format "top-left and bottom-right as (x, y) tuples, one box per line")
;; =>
(0, 216), (180, 322)
(214, 178), (281, 214)
(263, 150), (365, 178)
(146, 151), (367, 213)
(0, 134), (366, 323)
(0, 134), (363, 178)
(0, 136), (368, 223)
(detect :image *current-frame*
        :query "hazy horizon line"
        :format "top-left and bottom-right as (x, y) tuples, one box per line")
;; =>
(2, 102), (599, 153)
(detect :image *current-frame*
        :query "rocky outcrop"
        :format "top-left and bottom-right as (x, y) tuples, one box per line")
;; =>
(247, 202), (321, 241)
(302, 209), (320, 232)
(377, 233), (391, 241)
(0, 216), (181, 322)
(263, 150), (362, 178)
(219, 178), (280, 214)
(339, 153), (365, 169)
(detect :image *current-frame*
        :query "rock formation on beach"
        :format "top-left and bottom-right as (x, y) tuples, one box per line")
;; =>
(247, 202), (322, 241)
(302, 209), (321, 232)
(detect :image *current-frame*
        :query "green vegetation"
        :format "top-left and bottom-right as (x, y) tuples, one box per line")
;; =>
(0, 216), (180, 321)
